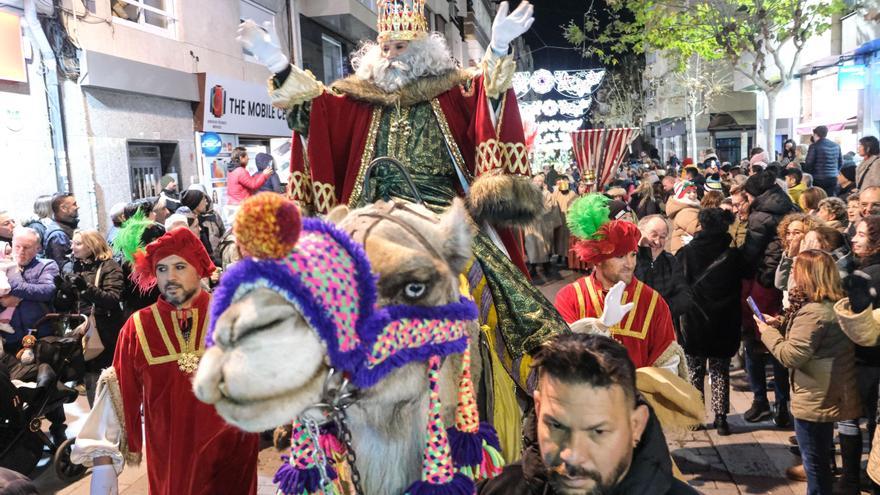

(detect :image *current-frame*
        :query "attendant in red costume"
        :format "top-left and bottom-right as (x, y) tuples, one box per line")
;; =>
(71, 227), (259, 495)
(554, 194), (687, 377)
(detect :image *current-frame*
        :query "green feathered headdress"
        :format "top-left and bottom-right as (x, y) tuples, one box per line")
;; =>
(112, 209), (151, 263)
(567, 194), (610, 240)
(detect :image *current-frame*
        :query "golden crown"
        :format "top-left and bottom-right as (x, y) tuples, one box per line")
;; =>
(377, 0), (428, 42)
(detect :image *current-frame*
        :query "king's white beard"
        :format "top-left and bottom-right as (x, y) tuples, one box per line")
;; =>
(351, 34), (457, 93)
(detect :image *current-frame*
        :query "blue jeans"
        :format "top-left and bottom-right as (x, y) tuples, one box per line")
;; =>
(794, 418), (834, 495)
(744, 342), (790, 404)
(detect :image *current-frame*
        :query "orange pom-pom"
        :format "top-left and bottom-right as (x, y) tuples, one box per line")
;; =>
(233, 192), (302, 259)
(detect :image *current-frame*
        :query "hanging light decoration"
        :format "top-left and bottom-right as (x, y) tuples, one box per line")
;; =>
(541, 99), (559, 117)
(512, 72), (531, 98)
(558, 98), (592, 118)
(514, 69), (606, 98)
(553, 70), (606, 98)
(529, 69), (555, 95)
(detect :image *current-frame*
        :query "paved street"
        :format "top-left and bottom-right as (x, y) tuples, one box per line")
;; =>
(23, 269), (842, 494)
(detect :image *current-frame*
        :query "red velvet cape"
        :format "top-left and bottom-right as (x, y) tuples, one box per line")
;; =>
(288, 72), (531, 275)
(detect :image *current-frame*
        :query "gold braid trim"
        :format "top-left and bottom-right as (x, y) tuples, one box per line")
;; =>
(267, 66), (325, 109)
(96, 367), (142, 467)
(481, 52), (516, 100)
(347, 107), (383, 208)
(475, 140), (530, 176)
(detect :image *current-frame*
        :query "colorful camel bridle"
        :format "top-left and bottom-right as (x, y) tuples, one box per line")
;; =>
(206, 193), (502, 495)
(207, 217), (476, 389)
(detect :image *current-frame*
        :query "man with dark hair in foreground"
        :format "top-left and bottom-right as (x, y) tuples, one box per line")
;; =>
(479, 333), (698, 494)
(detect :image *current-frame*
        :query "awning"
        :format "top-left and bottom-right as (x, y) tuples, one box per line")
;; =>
(796, 117), (858, 135)
(708, 111), (756, 131)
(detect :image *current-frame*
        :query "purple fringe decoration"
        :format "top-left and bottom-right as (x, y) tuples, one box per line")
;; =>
(446, 422), (500, 467)
(207, 216), (481, 389)
(404, 472), (475, 495)
(273, 456), (337, 495)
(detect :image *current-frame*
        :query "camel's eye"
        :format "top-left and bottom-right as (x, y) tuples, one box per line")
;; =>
(403, 282), (427, 300)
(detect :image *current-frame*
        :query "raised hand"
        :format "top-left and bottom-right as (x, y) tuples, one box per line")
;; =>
(599, 281), (634, 328)
(490, 1), (535, 54)
(236, 19), (289, 73)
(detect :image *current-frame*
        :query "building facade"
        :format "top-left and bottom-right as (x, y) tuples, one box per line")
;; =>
(1, 0), (490, 232)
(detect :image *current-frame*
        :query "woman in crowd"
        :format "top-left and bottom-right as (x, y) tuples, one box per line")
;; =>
(839, 215), (880, 493)
(856, 136), (880, 190)
(630, 173), (663, 218)
(845, 194), (862, 239)
(63, 230), (125, 405)
(781, 139), (798, 166)
(803, 224), (853, 274)
(755, 249), (861, 495)
(816, 197), (848, 232)
(225, 146), (273, 221)
(700, 189), (724, 209)
(21, 195), (53, 246)
(774, 213), (823, 295)
(799, 187), (828, 216)
(676, 208), (743, 436)
(667, 180), (701, 253)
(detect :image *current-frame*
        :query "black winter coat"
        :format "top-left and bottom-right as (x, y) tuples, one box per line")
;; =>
(635, 246), (692, 320)
(852, 253), (880, 367)
(741, 186), (799, 288)
(478, 404), (698, 495)
(676, 231), (744, 358)
(804, 137), (843, 180)
(63, 258), (126, 370)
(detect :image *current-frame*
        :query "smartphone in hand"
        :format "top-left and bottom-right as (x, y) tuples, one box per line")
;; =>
(746, 296), (765, 323)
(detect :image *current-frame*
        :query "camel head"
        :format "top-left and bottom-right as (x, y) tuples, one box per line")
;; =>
(193, 194), (475, 432)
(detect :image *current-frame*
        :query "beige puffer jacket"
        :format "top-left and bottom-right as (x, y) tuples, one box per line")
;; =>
(761, 301), (861, 423)
(665, 198), (700, 254)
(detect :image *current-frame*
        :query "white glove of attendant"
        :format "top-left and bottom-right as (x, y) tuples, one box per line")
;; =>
(490, 1), (535, 55)
(90, 464), (118, 495)
(599, 281), (634, 328)
(236, 20), (289, 73)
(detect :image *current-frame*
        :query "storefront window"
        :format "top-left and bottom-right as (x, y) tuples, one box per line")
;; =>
(322, 35), (343, 85)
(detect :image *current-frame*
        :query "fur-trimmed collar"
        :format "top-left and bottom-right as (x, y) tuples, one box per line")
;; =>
(330, 68), (475, 107)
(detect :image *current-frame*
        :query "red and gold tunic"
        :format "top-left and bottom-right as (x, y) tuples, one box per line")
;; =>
(554, 274), (676, 369)
(114, 290), (259, 495)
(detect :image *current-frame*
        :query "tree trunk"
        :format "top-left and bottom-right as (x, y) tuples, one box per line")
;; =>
(689, 107), (698, 162)
(764, 90), (778, 160)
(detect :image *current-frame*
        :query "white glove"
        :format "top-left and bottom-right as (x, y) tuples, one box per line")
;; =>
(90, 464), (118, 495)
(490, 1), (535, 55)
(236, 19), (289, 73)
(599, 281), (634, 328)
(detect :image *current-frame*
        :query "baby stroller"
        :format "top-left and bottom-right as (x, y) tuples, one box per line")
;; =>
(0, 313), (88, 482)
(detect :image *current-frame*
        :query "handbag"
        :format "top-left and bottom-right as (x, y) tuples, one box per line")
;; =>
(75, 263), (106, 361)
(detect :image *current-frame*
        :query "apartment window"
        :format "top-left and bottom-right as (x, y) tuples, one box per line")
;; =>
(111, 0), (176, 36)
(322, 35), (343, 85)
(240, 0), (275, 61)
(435, 14), (446, 35)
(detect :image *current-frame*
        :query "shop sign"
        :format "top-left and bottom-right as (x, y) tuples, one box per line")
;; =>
(200, 132), (223, 156)
(838, 65), (866, 91)
(196, 73), (291, 137)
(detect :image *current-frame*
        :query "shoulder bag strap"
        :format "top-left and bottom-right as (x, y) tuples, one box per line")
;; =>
(691, 250), (730, 288)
